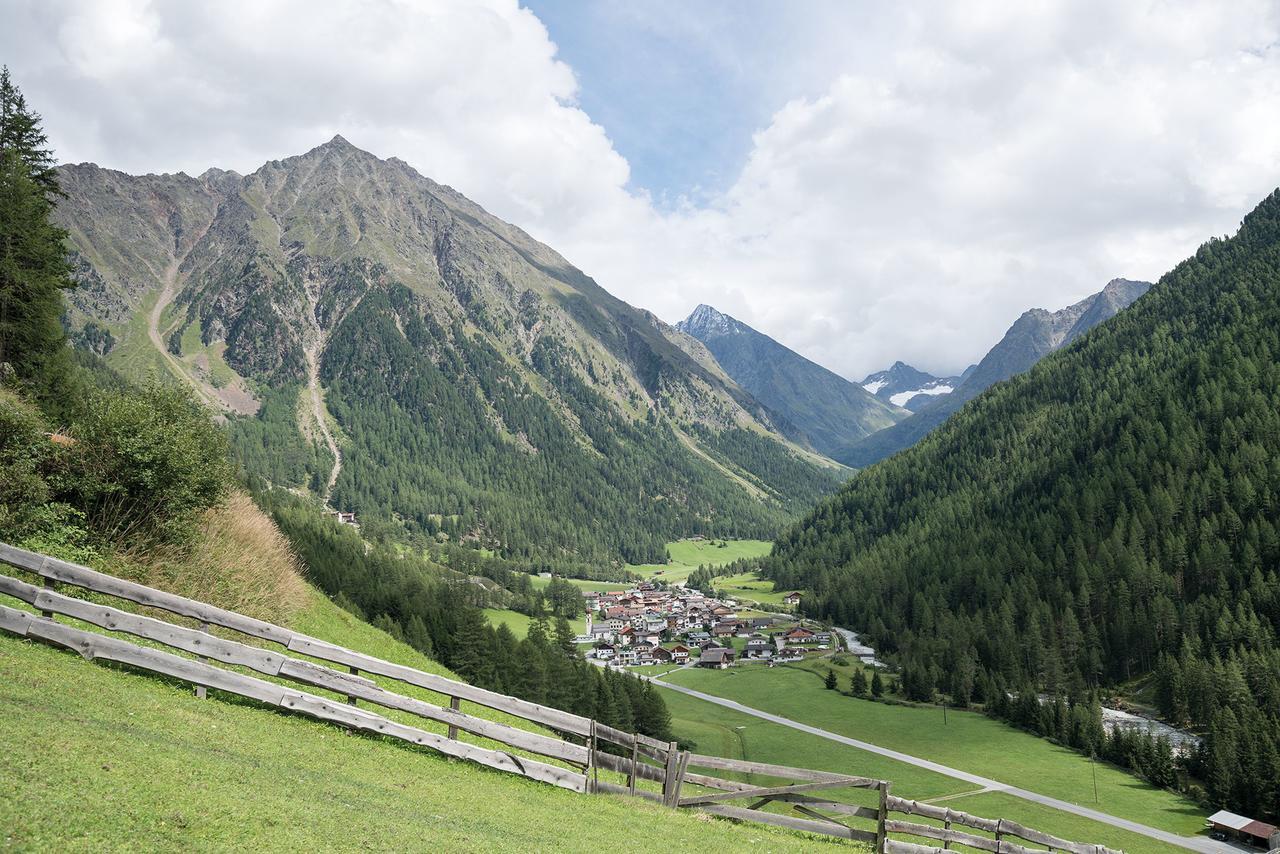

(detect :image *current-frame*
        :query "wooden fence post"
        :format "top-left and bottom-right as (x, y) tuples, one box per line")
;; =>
(586, 720), (598, 794)
(876, 780), (889, 852)
(995, 818), (1004, 852)
(943, 806), (952, 850)
(662, 741), (680, 807)
(673, 751), (690, 805)
(347, 666), (359, 706)
(447, 695), (461, 740)
(195, 620), (210, 699)
(627, 737), (639, 795)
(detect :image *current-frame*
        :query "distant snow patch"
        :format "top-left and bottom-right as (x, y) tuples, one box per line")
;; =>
(889, 384), (953, 407)
(862, 379), (888, 394)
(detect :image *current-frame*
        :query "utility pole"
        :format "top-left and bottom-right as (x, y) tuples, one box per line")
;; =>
(1090, 751), (1099, 803)
(942, 700), (948, 725)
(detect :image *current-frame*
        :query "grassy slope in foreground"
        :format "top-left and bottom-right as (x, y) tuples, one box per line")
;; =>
(657, 687), (1169, 854)
(662, 665), (1206, 838)
(0, 591), (849, 853)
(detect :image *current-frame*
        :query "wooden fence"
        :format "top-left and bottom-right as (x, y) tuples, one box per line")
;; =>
(0, 543), (1122, 852)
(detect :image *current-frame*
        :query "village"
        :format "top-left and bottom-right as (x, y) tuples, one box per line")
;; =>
(575, 580), (845, 669)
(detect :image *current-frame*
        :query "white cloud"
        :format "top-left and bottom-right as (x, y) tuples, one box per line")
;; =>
(4, 0), (1280, 379)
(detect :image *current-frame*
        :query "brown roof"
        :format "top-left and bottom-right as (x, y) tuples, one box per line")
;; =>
(1241, 819), (1278, 839)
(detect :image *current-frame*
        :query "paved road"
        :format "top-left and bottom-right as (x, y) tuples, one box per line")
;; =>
(645, 672), (1238, 854)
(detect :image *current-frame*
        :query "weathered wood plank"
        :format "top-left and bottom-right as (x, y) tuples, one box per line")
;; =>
(16, 579), (289, 675)
(13, 607), (290, 706)
(679, 779), (860, 806)
(761, 794), (879, 820)
(695, 803), (877, 843)
(790, 803), (847, 826)
(995, 818), (1121, 854)
(684, 752), (875, 786)
(888, 795), (1002, 832)
(885, 796), (1117, 854)
(11, 582), (587, 765)
(0, 543), (293, 645)
(593, 724), (669, 761)
(278, 693), (586, 793)
(592, 746), (667, 783)
(0, 604), (587, 793)
(662, 742), (681, 807)
(886, 819), (1042, 854)
(0, 603), (32, 636)
(878, 780), (890, 852)
(275, 658), (587, 765)
(885, 840), (948, 854)
(6, 574), (582, 763)
(1, 548), (592, 740)
(286, 635), (593, 737)
(680, 769), (756, 792)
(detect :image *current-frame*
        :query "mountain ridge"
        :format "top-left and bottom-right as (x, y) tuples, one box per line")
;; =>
(834, 277), (1151, 468)
(859, 360), (968, 411)
(55, 138), (844, 565)
(675, 303), (905, 457)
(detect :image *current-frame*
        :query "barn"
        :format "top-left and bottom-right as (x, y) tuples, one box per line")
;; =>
(1205, 809), (1278, 849)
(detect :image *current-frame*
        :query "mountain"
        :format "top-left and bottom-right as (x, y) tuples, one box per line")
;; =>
(55, 137), (845, 566)
(675, 304), (906, 457)
(835, 278), (1151, 467)
(859, 361), (969, 412)
(767, 190), (1280, 819)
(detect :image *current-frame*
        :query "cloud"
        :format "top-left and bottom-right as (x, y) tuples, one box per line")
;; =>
(4, 0), (1280, 379)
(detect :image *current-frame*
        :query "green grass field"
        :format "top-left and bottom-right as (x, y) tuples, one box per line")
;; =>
(0, 588), (849, 852)
(658, 686), (1168, 853)
(711, 570), (788, 606)
(662, 665), (1208, 842)
(527, 575), (627, 594)
(482, 607), (587, 639)
(627, 538), (773, 584)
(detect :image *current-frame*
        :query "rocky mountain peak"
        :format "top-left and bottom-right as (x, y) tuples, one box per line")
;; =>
(677, 304), (741, 337)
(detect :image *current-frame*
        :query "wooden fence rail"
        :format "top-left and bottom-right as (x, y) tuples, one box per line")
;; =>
(0, 543), (1122, 852)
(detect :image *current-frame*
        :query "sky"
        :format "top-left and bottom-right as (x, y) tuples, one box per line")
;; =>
(3, 1), (1280, 379)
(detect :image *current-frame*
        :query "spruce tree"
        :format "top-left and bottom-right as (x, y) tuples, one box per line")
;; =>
(824, 668), (837, 690)
(851, 669), (868, 697)
(870, 670), (884, 697)
(0, 67), (73, 400)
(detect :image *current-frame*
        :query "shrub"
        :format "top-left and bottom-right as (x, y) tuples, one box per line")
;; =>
(61, 381), (231, 545)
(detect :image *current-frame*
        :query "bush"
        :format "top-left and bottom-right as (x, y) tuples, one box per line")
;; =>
(61, 381), (231, 545)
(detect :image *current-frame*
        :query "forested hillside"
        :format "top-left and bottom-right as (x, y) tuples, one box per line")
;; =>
(54, 138), (843, 567)
(768, 191), (1280, 819)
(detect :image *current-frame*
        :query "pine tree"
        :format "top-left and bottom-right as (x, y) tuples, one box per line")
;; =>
(0, 67), (74, 400)
(870, 670), (884, 698)
(851, 669), (868, 697)
(824, 668), (838, 690)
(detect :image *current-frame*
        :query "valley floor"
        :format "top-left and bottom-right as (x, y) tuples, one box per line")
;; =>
(650, 664), (1234, 854)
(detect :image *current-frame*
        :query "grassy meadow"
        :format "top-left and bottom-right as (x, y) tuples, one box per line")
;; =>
(481, 607), (586, 639)
(527, 575), (627, 594)
(710, 570), (790, 606)
(661, 665), (1208, 840)
(627, 538), (773, 584)
(657, 685), (1172, 854)
(0, 587), (850, 852)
